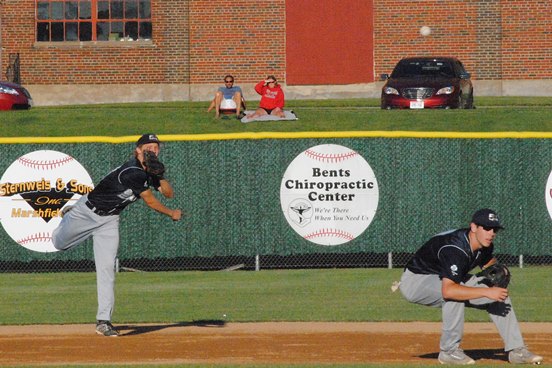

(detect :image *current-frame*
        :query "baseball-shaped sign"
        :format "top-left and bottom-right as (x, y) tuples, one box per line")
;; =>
(280, 144), (379, 246)
(545, 169), (552, 222)
(0, 150), (94, 253)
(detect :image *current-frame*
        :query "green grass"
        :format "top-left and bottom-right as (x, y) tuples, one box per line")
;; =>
(1, 97), (552, 137)
(3, 268), (552, 367)
(1, 268), (550, 325)
(2, 98), (552, 367)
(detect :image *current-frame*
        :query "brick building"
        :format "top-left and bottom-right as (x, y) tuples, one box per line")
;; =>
(0, 0), (551, 106)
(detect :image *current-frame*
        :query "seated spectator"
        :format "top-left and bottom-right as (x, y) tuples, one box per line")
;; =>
(207, 75), (245, 119)
(246, 75), (285, 119)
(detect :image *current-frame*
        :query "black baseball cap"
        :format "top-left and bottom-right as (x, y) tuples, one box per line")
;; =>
(471, 208), (504, 229)
(136, 133), (160, 147)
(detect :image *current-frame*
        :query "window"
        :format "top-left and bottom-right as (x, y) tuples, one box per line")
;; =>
(36, 0), (152, 42)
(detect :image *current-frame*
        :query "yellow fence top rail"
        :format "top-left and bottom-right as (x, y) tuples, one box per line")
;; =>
(2, 131), (552, 144)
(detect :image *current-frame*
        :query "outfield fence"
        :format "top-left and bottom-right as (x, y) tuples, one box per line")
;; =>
(1, 133), (552, 272)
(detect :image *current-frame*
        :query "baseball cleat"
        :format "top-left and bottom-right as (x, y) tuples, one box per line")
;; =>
(96, 320), (119, 337)
(508, 347), (543, 364)
(438, 348), (475, 365)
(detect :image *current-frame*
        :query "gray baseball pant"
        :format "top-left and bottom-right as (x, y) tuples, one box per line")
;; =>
(52, 195), (120, 322)
(399, 268), (525, 352)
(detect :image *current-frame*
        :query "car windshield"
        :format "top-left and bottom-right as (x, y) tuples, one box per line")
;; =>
(391, 60), (455, 78)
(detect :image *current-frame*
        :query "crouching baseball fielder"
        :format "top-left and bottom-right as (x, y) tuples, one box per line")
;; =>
(399, 209), (543, 365)
(52, 133), (182, 337)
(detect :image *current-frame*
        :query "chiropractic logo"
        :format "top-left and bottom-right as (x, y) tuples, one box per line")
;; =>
(280, 144), (379, 246)
(0, 150), (93, 253)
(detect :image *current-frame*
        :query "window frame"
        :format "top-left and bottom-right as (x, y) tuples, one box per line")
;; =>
(35, 0), (152, 43)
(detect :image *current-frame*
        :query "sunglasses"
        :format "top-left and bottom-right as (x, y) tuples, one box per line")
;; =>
(481, 225), (500, 233)
(224, 80), (233, 83)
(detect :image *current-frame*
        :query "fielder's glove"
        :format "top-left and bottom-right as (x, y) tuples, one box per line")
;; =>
(143, 150), (165, 190)
(476, 263), (511, 288)
(143, 150), (165, 177)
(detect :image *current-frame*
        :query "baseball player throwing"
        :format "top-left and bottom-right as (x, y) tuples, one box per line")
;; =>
(52, 133), (182, 336)
(399, 209), (542, 365)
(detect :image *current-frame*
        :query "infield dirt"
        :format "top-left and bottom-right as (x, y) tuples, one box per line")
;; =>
(1, 322), (550, 366)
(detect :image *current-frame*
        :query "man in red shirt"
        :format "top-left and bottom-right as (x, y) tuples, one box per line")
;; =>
(246, 75), (285, 119)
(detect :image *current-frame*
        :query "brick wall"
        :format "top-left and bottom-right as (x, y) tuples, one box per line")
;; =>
(373, 0), (552, 80)
(475, 0), (502, 79)
(0, 0), (190, 85)
(500, 1), (552, 79)
(374, 0), (480, 78)
(0, 0), (550, 87)
(189, 0), (286, 84)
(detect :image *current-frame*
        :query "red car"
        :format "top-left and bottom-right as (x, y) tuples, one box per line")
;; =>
(0, 81), (33, 110)
(381, 57), (474, 109)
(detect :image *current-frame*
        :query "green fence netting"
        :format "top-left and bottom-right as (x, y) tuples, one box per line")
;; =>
(0, 137), (551, 271)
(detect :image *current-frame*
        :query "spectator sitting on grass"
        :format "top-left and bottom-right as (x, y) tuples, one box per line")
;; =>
(207, 75), (245, 119)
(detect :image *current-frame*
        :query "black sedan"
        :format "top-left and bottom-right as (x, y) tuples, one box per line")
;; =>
(381, 57), (474, 109)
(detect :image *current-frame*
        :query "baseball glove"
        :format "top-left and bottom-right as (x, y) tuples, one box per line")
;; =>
(143, 150), (165, 177)
(476, 263), (511, 288)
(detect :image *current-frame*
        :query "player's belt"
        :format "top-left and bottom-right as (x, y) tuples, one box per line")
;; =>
(85, 200), (112, 216)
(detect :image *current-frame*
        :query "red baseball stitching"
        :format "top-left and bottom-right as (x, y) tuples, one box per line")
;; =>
(17, 155), (74, 170)
(17, 232), (52, 245)
(305, 149), (357, 163)
(304, 228), (354, 241)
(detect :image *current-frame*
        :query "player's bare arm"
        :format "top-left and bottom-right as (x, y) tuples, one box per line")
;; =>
(140, 189), (181, 221)
(481, 257), (498, 269)
(157, 178), (175, 198)
(441, 277), (508, 302)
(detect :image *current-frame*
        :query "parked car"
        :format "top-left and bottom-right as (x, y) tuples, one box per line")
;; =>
(0, 81), (33, 110)
(381, 57), (474, 109)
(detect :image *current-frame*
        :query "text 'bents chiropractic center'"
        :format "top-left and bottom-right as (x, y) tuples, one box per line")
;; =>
(283, 168), (375, 202)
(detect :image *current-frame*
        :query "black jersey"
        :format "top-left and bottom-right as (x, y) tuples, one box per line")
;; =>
(87, 157), (149, 215)
(406, 228), (493, 283)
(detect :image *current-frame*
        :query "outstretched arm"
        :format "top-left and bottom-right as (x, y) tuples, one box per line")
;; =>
(140, 189), (181, 221)
(157, 178), (175, 198)
(147, 175), (174, 198)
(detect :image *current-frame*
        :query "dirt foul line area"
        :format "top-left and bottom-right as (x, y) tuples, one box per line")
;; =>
(0, 322), (550, 366)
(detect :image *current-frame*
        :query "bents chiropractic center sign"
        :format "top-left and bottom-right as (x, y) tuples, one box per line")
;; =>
(280, 144), (379, 246)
